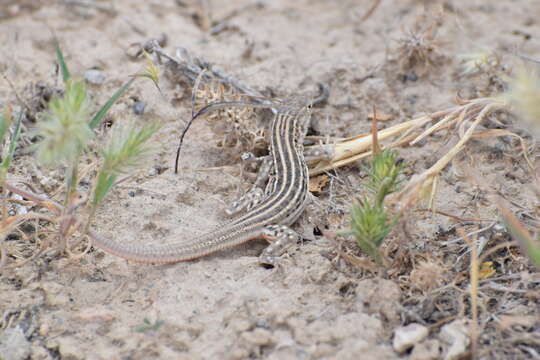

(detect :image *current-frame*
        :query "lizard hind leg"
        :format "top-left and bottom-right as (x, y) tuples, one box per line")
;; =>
(259, 225), (300, 267)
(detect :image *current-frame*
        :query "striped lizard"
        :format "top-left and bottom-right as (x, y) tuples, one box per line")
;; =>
(90, 96), (316, 266)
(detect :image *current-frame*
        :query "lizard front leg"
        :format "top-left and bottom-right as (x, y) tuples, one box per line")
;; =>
(226, 155), (273, 216)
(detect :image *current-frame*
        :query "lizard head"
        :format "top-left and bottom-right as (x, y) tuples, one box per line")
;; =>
(269, 96), (314, 150)
(273, 83), (328, 140)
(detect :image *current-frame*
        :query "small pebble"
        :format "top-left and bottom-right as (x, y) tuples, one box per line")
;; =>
(255, 319), (270, 329)
(405, 71), (418, 82)
(393, 323), (429, 353)
(439, 319), (470, 360)
(128, 191), (136, 197)
(133, 101), (146, 115)
(13, 194), (28, 215)
(84, 69), (105, 85)
(410, 339), (441, 360)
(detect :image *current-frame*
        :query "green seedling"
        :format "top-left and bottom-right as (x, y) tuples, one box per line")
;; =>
(0, 106), (22, 178)
(499, 201), (540, 269)
(0, 105), (13, 146)
(89, 51), (159, 130)
(132, 51), (161, 94)
(350, 198), (396, 265)
(134, 318), (164, 333)
(347, 149), (404, 265)
(37, 42), (154, 204)
(93, 121), (160, 208)
(21, 41), (159, 257)
(89, 77), (135, 130)
(35, 79), (93, 166)
(0, 106), (23, 221)
(54, 37), (71, 82)
(364, 149), (404, 206)
(35, 79), (93, 201)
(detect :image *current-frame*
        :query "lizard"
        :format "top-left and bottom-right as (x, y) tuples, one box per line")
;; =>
(89, 96), (317, 266)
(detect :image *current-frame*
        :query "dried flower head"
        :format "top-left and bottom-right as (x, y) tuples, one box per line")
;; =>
(458, 48), (500, 76)
(410, 260), (447, 292)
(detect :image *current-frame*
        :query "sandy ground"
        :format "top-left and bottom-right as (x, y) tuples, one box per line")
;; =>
(1, 0), (540, 359)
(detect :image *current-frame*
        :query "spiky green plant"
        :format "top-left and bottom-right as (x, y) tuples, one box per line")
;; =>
(92, 121), (160, 207)
(34, 79), (93, 200)
(0, 40), (160, 266)
(365, 149), (404, 206)
(350, 198), (396, 265)
(35, 80), (93, 165)
(35, 42), (141, 204)
(348, 149), (404, 265)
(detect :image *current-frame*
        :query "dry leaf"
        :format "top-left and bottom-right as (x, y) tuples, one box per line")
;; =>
(498, 315), (537, 331)
(479, 261), (496, 279)
(309, 175), (329, 193)
(410, 260), (447, 291)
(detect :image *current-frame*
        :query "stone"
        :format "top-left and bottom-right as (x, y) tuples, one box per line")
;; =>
(439, 319), (470, 360)
(84, 69), (106, 85)
(393, 323), (429, 353)
(410, 339), (441, 360)
(133, 101), (146, 115)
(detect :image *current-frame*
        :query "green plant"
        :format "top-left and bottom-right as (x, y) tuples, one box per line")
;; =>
(0, 106), (22, 183)
(134, 318), (165, 333)
(0, 40), (160, 267)
(497, 65), (540, 269)
(0, 106), (23, 220)
(92, 121), (160, 209)
(35, 79), (94, 201)
(365, 149), (404, 206)
(348, 149), (404, 265)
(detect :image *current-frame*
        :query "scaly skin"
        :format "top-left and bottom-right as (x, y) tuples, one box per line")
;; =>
(90, 97), (313, 265)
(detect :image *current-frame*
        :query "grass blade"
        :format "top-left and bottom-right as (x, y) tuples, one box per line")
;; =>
(1, 109), (23, 170)
(0, 106), (12, 147)
(93, 121), (159, 206)
(498, 200), (540, 269)
(89, 77), (135, 129)
(54, 38), (71, 83)
(93, 171), (116, 206)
